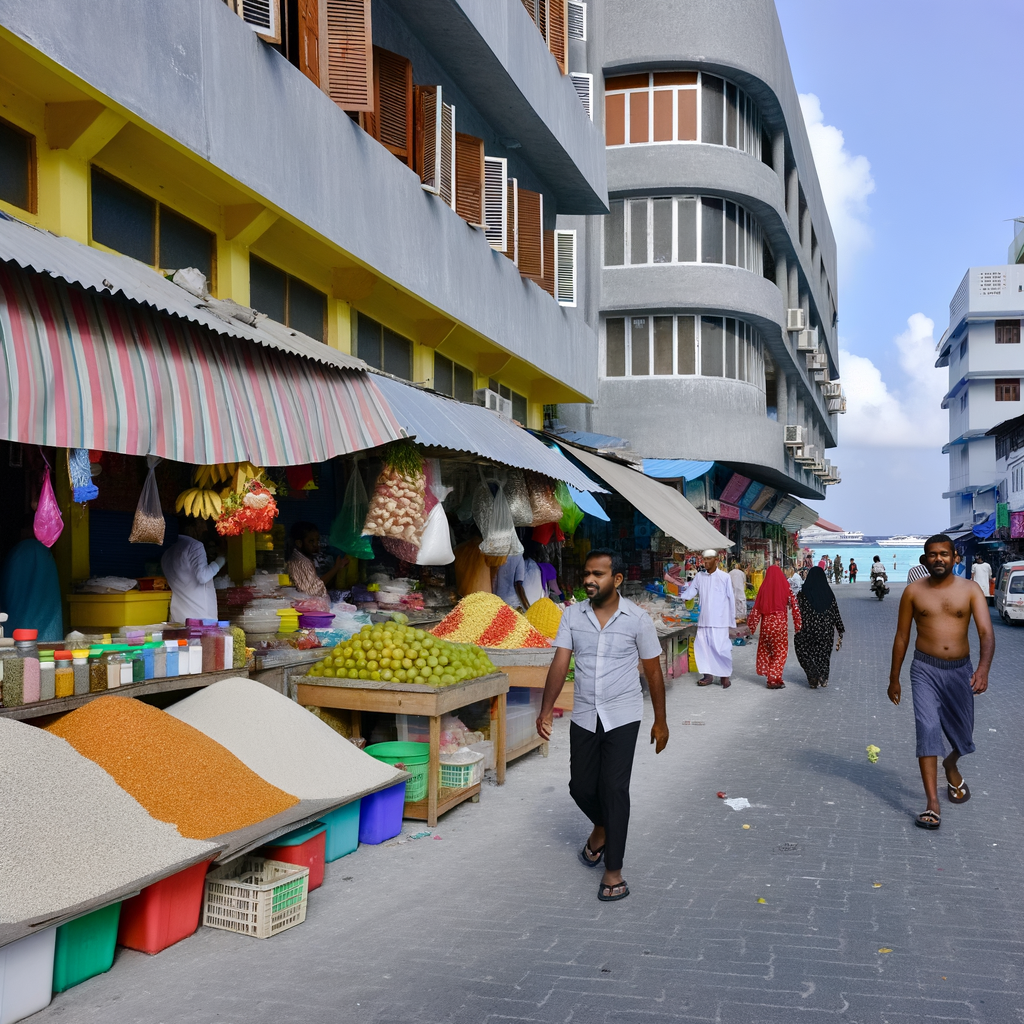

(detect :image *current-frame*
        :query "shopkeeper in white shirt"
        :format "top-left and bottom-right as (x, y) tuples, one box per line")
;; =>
(161, 518), (226, 623)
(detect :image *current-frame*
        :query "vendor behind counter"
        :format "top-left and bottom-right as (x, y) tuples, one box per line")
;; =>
(0, 518), (62, 641)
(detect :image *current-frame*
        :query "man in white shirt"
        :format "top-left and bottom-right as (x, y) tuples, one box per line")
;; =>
(679, 549), (736, 687)
(537, 549), (668, 903)
(971, 556), (992, 600)
(161, 519), (225, 623)
(728, 562), (748, 621)
(493, 552), (530, 610)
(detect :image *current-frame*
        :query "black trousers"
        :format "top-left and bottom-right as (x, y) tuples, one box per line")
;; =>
(568, 717), (641, 872)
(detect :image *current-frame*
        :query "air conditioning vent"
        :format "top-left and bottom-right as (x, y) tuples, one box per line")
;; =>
(806, 352), (828, 370)
(828, 395), (847, 414)
(474, 388), (513, 419)
(796, 327), (818, 352)
(786, 308), (806, 331)
(784, 424), (805, 445)
(821, 381), (842, 397)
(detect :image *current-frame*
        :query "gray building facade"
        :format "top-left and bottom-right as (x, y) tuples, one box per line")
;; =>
(559, 0), (842, 500)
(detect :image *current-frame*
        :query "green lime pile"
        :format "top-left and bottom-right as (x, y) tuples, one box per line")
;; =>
(306, 623), (497, 687)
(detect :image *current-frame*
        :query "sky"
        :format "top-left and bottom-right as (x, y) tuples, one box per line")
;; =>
(774, 0), (1024, 535)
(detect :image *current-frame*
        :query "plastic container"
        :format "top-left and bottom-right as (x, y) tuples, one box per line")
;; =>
(261, 822), (327, 891)
(365, 742), (429, 803)
(188, 638), (203, 675)
(71, 650), (90, 696)
(88, 649), (105, 694)
(38, 658), (55, 702)
(0, 926), (55, 1024)
(130, 650), (145, 684)
(358, 781), (406, 845)
(105, 652), (122, 690)
(164, 641), (179, 677)
(52, 902), (121, 993)
(298, 613), (335, 629)
(153, 643), (166, 679)
(53, 651), (74, 699)
(14, 630), (39, 704)
(320, 801), (361, 862)
(0, 643), (23, 707)
(117, 860), (212, 955)
(203, 857), (308, 939)
(201, 630), (219, 674)
(218, 622), (233, 671)
(439, 749), (485, 789)
(177, 639), (190, 677)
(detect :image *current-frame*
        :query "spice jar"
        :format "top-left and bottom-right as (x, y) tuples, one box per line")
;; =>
(39, 655), (56, 701)
(89, 648), (106, 693)
(54, 651), (74, 699)
(72, 649), (90, 696)
(0, 639), (21, 707)
(14, 629), (40, 703)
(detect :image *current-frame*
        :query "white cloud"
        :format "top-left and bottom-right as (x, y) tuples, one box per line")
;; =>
(839, 313), (946, 447)
(799, 93), (875, 271)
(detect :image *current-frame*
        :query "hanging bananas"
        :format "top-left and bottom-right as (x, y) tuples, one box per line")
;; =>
(178, 462), (265, 519)
(174, 487), (224, 520)
(192, 462), (260, 489)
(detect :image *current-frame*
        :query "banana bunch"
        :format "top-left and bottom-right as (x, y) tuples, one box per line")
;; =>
(193, 462), (261, 491)
(175, 487), (224, 520)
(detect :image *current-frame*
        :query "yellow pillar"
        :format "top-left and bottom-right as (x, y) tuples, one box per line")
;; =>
(527, 400), (544, 430)
(412, 343), (434, 386)
(35, 149), (90, 242)
(51, 450), (90, 633)
(215, 237), (251, 304)
(326, 296), (352, 353)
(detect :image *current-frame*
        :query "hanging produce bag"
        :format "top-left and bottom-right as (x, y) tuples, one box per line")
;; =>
(479, 481), (523, 558)
(129, 456), (165, 545)
(34, 460), (63, 548)
(69, 448), (98, 503)
(417, 460), (455, 565)
(362, 443), (426, 548)
(329, 462), (374, 559)
(524, 471), (562, 526)
(555, 481), (584, 537)
(505, 469), (533, 527)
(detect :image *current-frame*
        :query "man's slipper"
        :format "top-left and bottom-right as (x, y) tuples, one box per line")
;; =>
(947, 778), (971, 804)
(914, 809), (941, 830)
(578, 842), (604, 867)
(697, 675), (713, 686)
(721, 678), (731, 688)
(598, 879), (629, 902)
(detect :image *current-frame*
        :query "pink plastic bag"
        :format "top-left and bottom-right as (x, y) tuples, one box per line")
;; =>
(34, 464), (64, 548)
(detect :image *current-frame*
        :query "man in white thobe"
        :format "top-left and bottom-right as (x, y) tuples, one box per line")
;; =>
(729, 562), (748, 622)
(161, 519), (225, 623)
(679, 549), (736, 688)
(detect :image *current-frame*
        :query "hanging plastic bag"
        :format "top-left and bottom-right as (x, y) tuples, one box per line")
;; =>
(479, 482), (523, 558)
(69, 448), (98, 503)
(505, 469), (533, 527)
(525, 471), (562, 525)
(555, 481), (584, 537)
(129, 455), (165, 545)
(417, 460), (455, 565)
(362, 443), (426, 547)
(34, 458), (63, 548)
(329, 462), (374, 559)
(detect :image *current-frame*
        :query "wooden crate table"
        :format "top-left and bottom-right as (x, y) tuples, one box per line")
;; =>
(294, 672), (510, 827)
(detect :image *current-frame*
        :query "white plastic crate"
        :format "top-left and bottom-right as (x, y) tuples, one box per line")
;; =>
(203, 857), (308, 939)
(0, 927), (55, 1024)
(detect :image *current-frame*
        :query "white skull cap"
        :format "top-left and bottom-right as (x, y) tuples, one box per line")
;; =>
(702, 549), (718, 558)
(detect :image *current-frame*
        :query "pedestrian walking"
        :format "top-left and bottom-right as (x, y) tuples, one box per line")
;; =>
(832, 554), (843, 585)
(747, 564), (802, 689)
(679, 549), (736, 687)
(971, 554), (992, 599)
(888, 534), (994, 831)
(537, 549), (669, 902)
(951, 552), (967, 578)
(793, 567), (844, 688)
(729, 561), (748, 622)
(848, 558), (858, 583)
(907, 554), (929, 583)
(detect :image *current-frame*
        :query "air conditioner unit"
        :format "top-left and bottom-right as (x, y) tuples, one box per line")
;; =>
(795, 444), (817, 466)
(705, 499), (720, 515)
(813, 367), (830, 383)
(821, 381), (842, 397)
(828, 395), (847, 414)
(784, 424), (805, 446)
(796, 327), (818, 352)
(807, 352), (828, 370)
(474, 388), (512, 419)
(786, 308), (806, 331)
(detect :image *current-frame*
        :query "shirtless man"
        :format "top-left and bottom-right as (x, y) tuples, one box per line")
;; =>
(888, 533), (994, 830)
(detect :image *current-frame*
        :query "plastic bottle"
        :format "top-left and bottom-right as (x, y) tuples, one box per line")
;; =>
(54, 651), (75, 699)
(177, 640), (189, 677)
(189, 637), (203, 675)
(13, 629), (40, 703)
(72, 649), (90, 696)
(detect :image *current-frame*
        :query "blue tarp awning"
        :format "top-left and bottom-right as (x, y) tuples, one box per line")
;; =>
(973, 513), (997, 539)
(642, 459), (714, 480)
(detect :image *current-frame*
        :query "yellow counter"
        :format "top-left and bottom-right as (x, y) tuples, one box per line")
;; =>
(68, 592), (172, 630)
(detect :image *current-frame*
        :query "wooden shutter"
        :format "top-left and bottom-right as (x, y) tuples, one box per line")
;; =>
(439, 100), (455, 208)
(554, 229), (577, 306)
(540, 231), (555, 296)
(547, 0), (567, 74)
(454, 133), (485, 227)
(325, 0), (373, 112)
(296, 0), (320, 86)
(484, 156), (507, 251)
(567, 0), (586, 40)
(236, 0), (282, 43)
(502, 177), (518, 264)
(517, 188), (543, 280)
(414, 85), (438, 191)
(520, 0), (536, 20)
(569, 73), (593, 119)
(367, 46), (413, 167)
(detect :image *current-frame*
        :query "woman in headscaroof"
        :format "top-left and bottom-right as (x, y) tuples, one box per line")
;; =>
(746, 564), (802, 689)
(793, 566), (845, 689)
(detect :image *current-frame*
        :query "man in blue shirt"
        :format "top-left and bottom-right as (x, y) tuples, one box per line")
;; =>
(537, 549), (669, 902)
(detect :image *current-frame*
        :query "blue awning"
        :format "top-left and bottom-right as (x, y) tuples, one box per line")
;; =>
(642, 459), (714, 480)
(546, 442), (611, 521)
(973, 513), (997, 539)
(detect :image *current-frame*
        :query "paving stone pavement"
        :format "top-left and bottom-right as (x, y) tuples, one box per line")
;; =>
(35, 585), (1024, 1024)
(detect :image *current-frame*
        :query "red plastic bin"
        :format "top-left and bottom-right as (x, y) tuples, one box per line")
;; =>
(261, 822), (326, 891)
(117, 859), (213, 954)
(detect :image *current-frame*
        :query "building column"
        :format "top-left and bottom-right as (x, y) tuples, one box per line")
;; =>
(776, 372), (789, 424)
(787, 263), (799, 311)
(786, 166), (799, 235)
(801, 205), (813, 261)
(772, 131), (786, 184)
(774, 250), (788, 300)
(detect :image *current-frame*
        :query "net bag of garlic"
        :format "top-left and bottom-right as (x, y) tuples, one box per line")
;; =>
(362, 443), (427, 560)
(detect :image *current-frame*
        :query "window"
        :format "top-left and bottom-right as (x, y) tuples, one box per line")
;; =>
(0, 117), (34, 212)
(249, 256), (326, 342)
(356, 313), (412, 379)
(604, 71), (761, 158)
(604, 314), (765, 386)
(604, 195), (763, 273)
(959, 338), (967, 360)
(91, 169), (213, 281)
(995, 378), (1020, 402)
(960, 392), (968, 414)
(995, 319), (1021, 345)
(433, 354), (475, 403)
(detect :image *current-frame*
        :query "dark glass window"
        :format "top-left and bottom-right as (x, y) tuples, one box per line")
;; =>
(605, 199), (624, 266)
(357, 313), (383, 368)
(653, 316), (673, 374)
(454, 363), (475, 404)
(0, 118), (32, 211)
(434, 353), (454, 396)
(678, 198), (697, 262)
(652, 199), (672, 263)
(160, 207), (213, 282)
(249, 256), (325, 342)
(606, 318), (626, 376)
(630, 316), (649, 375)
(995, 319), (1020, 345)
(677, 316), (696, 374)
(629, 199), (647, 265)
(382, 327), (412, 379)
(288, 277), (326, 342)
(91, 169), (155, 265)
(249, 257), (288, 325)
(701, 75), (724, 145)
(701, 197), (723, 263)
(701, 316), (724, 376)
(511, 391), (528, 424)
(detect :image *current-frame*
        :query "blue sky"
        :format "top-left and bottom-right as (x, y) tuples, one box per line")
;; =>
(774, 0), (1024, 535)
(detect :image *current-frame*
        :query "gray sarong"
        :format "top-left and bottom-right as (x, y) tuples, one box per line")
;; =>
(909, 650), (976, 758)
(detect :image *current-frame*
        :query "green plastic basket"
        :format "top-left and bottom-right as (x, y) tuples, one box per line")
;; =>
(403, 762), (428, 802)
(439, 751), (484, 790)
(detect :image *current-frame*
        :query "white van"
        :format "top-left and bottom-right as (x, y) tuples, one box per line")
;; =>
(994, 560), (1024, 625)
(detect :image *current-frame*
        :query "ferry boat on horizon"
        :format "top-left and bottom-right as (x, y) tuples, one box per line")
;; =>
(877, 535), (929, 547)
(798, 527), (866, 545)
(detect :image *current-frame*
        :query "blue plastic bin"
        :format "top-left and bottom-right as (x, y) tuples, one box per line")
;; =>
(358, 782), (406, 845)
(506, 687), (533, 705)
(321, 801), (361, 862)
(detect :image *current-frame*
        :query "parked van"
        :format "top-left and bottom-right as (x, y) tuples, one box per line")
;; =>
(994, 560), (1024, 625)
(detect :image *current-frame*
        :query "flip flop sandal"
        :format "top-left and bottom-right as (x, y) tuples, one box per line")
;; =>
(598, 879), (630, 902)
(578, 842), (605, 867)
(697, 675), (714, 686)
(721, 678), (731, 688)
(947, 778), (971, 804)
(914, 809), (941, 830)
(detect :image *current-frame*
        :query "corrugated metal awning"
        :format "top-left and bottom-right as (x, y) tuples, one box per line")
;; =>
(0, 211), (365, 372)
(0, 262), (403, 465)
(371, 376), (604, 492)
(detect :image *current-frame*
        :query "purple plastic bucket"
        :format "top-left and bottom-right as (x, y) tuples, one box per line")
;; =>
(298, 613), (335, 629)
(357, 782), (406, 844)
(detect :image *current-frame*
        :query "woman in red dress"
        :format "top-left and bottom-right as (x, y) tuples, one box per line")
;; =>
(747, 565), (802, 689)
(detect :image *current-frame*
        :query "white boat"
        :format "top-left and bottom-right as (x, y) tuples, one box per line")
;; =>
(799, 527), (865, 545)
(877, 535), (929, 547)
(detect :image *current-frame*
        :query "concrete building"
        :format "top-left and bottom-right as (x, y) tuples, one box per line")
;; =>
(0, 0), (606, 429)
(936, 263), (1024, 530)
(557, 0), (842, 501)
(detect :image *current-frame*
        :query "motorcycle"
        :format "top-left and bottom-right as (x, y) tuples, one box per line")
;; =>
(870, 574), (889, 601)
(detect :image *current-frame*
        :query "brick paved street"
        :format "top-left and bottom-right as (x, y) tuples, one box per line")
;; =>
(38, 585), (1024, 1024)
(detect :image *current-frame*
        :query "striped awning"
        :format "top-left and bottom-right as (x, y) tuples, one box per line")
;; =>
(0, 262), (404, 465)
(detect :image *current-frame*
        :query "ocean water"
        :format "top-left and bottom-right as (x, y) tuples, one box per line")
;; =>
(807, 545), (926, 582)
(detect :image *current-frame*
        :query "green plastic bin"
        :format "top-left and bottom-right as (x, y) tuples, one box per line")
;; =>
(365, 742), (429, 803)
(52, 902), (121, 993)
